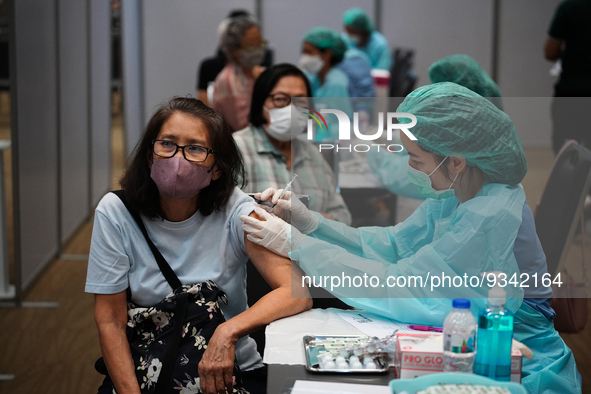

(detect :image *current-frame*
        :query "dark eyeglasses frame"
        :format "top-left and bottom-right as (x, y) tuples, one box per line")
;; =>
(151, 139), (217, 163)
(268, 93), (308, 109)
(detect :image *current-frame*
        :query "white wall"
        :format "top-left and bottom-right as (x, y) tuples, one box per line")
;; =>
(263, 0), (374, 65)
(380, 0), (494, 89)
(497, 0), (561, 97)
(14, 0), (60, 290)
(134, 0), (561, 150)
(90, 0), (113, 206)
(59, 0), (90, 244)
(142, 0), (256, 125)
(13, 0), (112, 294)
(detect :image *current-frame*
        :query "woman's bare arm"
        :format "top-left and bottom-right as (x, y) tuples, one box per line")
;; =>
(198, 212), (312, 394)
(95, 291), (141, 394)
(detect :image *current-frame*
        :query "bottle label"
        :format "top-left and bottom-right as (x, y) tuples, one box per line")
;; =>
(444, 330), (476, 354)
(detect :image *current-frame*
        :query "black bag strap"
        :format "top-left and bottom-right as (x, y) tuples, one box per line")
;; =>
(111, 190), (187, 393)
(111, 190), (182, 290)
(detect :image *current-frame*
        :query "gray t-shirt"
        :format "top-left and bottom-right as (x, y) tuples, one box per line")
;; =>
(85, 187), (263, 371)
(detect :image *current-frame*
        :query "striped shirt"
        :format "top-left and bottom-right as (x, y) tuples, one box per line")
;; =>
(233, 125), (352, 225)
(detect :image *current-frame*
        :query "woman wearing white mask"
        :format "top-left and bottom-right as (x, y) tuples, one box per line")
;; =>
(233, 64), (352, 224)
(298, 27), (354, 141)
(211, 16), (267, 132)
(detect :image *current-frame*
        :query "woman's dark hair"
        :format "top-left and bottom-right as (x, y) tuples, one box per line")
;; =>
(120, 97), (245, 219)
(249, 63), (313, 128)
(319, 48), (344, 67)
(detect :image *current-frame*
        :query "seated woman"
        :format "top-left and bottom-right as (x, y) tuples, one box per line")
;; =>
(210, 16), (267, 132)
(233, 64), (352, 225)
(243, 83), (582, 393)
(86, 97), (311, 394)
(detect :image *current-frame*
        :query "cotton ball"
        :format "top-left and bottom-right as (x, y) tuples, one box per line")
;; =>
(335, 356), (346, 364)
(365, 362), (377, 369)
(353, 347), (364, 356)
(348, 355), (359, 364)
(350, 361), (363, 369)
(367, 343), (377, 353)
(336, 361), (349, 369)
(322, 354), (334, 363)
(363, 356), (373, 365)
(339, 348), (351, 358)
(324, 361), (336, 369)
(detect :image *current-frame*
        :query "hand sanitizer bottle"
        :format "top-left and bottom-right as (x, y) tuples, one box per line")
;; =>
(474, 272), (514, 381)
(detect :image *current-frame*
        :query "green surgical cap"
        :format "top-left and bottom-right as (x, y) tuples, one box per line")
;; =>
(304, 27), (347, 63)
(342, 7), (374, 32)
(428, 54), (503, 110)
(397, 82), (527, 185)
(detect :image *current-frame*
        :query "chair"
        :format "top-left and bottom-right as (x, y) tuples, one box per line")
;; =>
(534, 140), (591, 332)
(389, 48), (417, 99)
(534, 140), (591, 276)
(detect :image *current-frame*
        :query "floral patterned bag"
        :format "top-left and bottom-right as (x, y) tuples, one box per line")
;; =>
(96, 191), (249, 394)
(126, 281), (247, 393)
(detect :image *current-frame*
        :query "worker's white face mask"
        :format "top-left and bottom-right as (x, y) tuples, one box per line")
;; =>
(263, 104), (309, 142)
(348, 34), (362, 46)
(407, 156), (459, 200)
(298, 54), (324, 75)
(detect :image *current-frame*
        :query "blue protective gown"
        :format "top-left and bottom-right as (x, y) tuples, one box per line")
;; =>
(342, 30), (392, 70)
(366, 150), (556, 320)
(290, 183), (581, 393)
(337, 48), (375, 98)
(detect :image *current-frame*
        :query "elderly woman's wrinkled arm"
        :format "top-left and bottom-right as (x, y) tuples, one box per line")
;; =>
(94, 291), (142, 394)
(198, 212), (312, 394)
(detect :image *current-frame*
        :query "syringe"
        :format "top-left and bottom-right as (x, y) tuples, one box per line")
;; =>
(273, 174), (298, 207)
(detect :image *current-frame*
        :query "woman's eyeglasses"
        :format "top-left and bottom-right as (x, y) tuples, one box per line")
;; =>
(268, 93), (309, 109)
(152, 140), (216, 163)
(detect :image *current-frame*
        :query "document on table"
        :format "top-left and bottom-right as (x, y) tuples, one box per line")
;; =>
(335, 310), (417, 338)
(291, 380), (391, 394)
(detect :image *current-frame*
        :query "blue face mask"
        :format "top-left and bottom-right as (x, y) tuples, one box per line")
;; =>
(407, 156), (459, 200)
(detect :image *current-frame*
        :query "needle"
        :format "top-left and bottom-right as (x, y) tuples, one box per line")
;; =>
(273, 174), (298, 208)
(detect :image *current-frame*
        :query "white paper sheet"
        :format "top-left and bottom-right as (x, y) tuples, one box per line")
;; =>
(291, 380), (392, 394)
(334, 310), (418, 338)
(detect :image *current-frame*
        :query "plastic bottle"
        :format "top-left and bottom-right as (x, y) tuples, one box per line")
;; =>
(443, 298), (477, 373)
(474, 272), (514, 381)
(357, 105), (370, 133)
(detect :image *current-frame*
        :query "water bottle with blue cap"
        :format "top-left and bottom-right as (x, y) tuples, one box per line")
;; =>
(443, 298), (477, 373)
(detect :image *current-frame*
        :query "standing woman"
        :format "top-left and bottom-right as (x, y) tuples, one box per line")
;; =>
(86, 97), (311, 394)
(210, 16), (267, 132)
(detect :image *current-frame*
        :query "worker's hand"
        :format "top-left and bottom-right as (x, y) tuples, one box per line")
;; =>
(198, 323), (238, 394)
(240, 207), (305, 257)
(255, 187), (319, 234)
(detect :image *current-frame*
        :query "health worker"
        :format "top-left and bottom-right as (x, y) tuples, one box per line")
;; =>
(298, 27), (353, 141)
(241, 83), (581, 394)
(342, 7), (392, 70)
(367, 54), (505, 200)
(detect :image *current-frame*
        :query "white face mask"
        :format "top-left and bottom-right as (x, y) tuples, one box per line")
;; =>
(348, 34), (362, 46)
(298, 54), (324, 75)
(263, 104), (309, 142)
